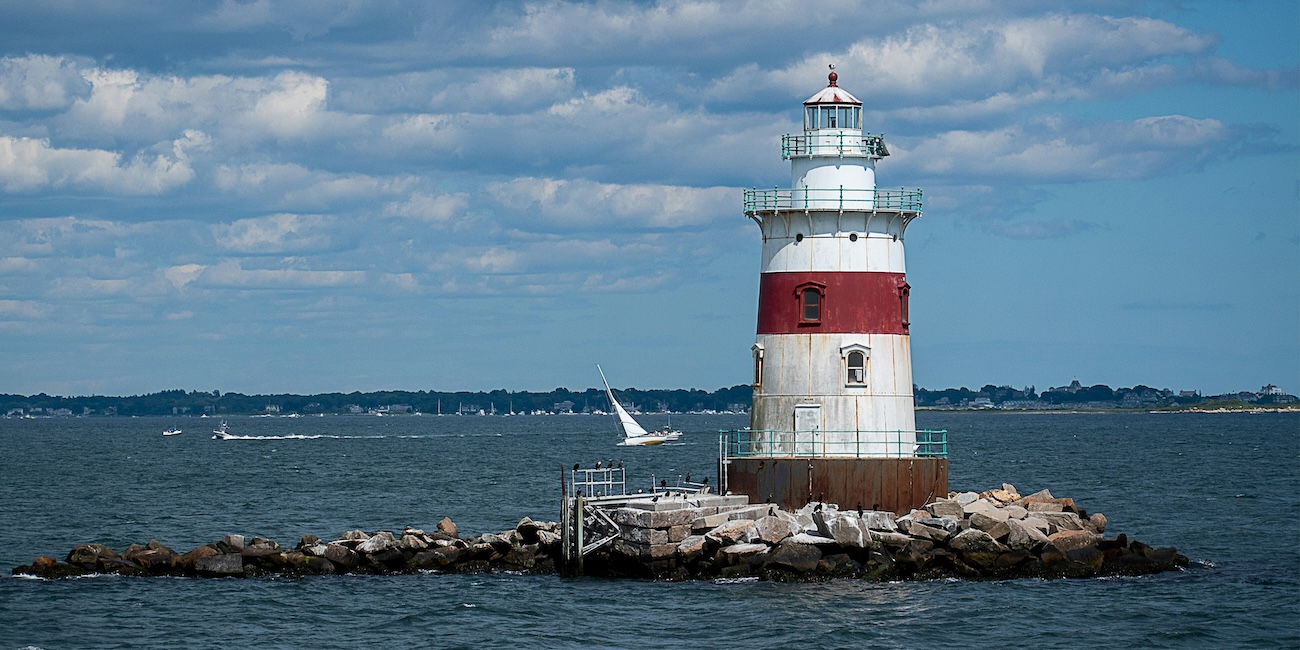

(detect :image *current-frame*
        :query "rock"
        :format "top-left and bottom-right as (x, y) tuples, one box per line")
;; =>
(174, 545), (219, 571)
(954, 491), (979, 506)
(220, 534), (245, 552)
(860, 510), (897, 532)
(1066, 546), (1104, 570)
(66, 543), (119, 569)
(1047, 530), (1102, 554)
(716, 543), (768, 566)
(398, 534), (428, 551)
(763, 540), (822, 573)
(948, 529), (1004, 554)
(1022, 488), (1054, 502)
(927, 499), (964, 519)
(340, 529), (370, 542)
(503, 545), (538, 569)
(1027, 502), (1063, 513)
(516, 517), (542, 544)
(287, 552), (335, 575)
(906, 522), (951, 543)
(968, 511), (1008, 532)
(436, 518), (459, 538)
(356, 531), (397, 554)
(323, 543), (358, 570)
(828, 516), (869, 549)
(787, 533), (836, 545)
(754, 515), (796, 545)
(1022, 517), (1051, 534)
(1035, 512), (1085, 534)
(1005, 518), (1050, 551)
(1088, 513), (1107, 533)
(871, 531), (913, 548)
(1003, 505), (1028, 520)
(248, 537), (279, 550)
(33, 556), (59, 570)
(962, 499), (997, 517)
(365, 548), (406, 570)
(1002, 483), (1018, 495)
(811, 510), (834, 538)
(667, 525), (690, 543)
(297, 534), (321, 549)
(411, 546), (460, 569)
(677, 535), (707, 559)
(705, 519), (757, 546)
(982, 521), (1011, 542)
(995, 550), (1030, 569)
(981, 488), (1018, 504)
(194, 553), (243, 576)
(621, 526), (669, 545)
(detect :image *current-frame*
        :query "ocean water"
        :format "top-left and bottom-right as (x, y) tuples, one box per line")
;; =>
(1, 411), (1296, 648)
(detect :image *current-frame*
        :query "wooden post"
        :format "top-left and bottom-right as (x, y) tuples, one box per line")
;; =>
(575, 494), (585, 576)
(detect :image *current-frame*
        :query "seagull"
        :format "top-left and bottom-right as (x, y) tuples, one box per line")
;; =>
(814, 502), (823, 513)
(702, 477), (709, 485)
(651, 495), (659, 503)
(857, 503), (864, 516)
(660, 479), (667, 488)
(572, 463), (579, 471)
(617, 459), (623, 468)
(685, 473), (691, 483)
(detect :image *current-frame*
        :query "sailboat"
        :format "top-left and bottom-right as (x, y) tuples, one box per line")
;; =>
(598, 365), (681, 446)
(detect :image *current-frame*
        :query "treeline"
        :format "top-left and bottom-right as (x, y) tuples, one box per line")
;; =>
(3, 381), (1293, 417)
(0, 386), (754, 417)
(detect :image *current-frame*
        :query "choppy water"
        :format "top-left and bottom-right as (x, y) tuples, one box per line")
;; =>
(2, 412), (1297, 648)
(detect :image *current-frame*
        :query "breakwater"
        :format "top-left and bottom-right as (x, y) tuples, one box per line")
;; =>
(12, 484), (1185, 581)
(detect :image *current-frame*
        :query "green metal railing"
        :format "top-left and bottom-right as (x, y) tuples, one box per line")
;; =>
(719, 428), (948, 459)
(782, 133), (890, 159)
(743, 187), (922, 213)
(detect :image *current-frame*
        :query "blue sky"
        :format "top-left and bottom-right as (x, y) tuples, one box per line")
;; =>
(0, 0), (1295, 397)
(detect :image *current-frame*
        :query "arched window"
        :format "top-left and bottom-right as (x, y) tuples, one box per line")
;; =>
(795, 281), (825, 326)
(751, 344), (765, 387)
(841, 344), (870, 387)
(847, 351), (865, 384)
(802, 288), (821, 322)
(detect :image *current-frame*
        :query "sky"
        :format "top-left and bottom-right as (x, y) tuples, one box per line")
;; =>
(0, 0), (1295, 397)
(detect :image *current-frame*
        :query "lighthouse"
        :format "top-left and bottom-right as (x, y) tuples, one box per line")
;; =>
(720, 68), (947, 513)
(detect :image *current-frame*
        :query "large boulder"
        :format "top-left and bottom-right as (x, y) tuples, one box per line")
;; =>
(66, 543), (119, 569)
(1047, 530), (1101, 554)
(323, 542), (359, 570)
(763, 540), (822, 573)
(927, 499), (963, 519)
(677, 535), (707, 560)
(516, 517), (542, 545)
(436, 517), (459, 538)
(1087, 513), (1108, 534)
(705, 519), (757, 546)
(754, 515), (796, 545)
(828, 516), (869, 549)
(194, 553), (243, 576)
(948, 529), (1004, 554)
(1005, 518), (1050, 551)
(716, 543), (768, 567)
(357, 531), (397, 554)
(860, 511), (897, 532)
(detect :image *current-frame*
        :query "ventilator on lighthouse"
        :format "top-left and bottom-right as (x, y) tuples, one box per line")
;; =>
(719, 68), (947, 513)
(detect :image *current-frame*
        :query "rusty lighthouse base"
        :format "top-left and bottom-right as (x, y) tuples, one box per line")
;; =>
(722, 457), (948, 515)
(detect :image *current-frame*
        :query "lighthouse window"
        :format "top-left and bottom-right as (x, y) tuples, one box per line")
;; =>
(847, 351), (866, 385)
(898, 281), (911, 332)
(805, 106), (817, 129)
(800, 287), (822, 323)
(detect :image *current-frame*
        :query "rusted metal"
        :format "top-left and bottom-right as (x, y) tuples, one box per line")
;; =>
(725, 457), (948, 514)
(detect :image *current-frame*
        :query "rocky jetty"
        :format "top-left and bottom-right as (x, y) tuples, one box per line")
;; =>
(13, 516), (563, 579)
(578, 485), (1188, 581)
(12, 486), (1188, 582)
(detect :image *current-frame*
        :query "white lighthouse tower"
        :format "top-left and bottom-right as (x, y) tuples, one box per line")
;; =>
(721, 68), (947, 513)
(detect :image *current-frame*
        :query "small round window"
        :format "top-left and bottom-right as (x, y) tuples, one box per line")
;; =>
(795, 233), (804, 243)
(849, 233), (858, 242)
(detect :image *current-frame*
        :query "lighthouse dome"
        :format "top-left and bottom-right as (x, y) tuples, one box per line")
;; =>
(803, 70), (861, 106)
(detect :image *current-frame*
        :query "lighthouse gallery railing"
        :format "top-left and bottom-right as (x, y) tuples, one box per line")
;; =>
(743, 187), (922, 213)
(781, 133), (890, 158)
(719, 428), (948, 459)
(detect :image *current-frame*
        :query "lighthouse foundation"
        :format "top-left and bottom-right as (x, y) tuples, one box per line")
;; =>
(722, 456), (948, 514)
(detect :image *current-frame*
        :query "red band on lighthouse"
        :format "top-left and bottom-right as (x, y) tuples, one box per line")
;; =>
(756, 271), (909, 335)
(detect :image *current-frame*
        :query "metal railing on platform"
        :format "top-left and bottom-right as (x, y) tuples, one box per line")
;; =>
(782, 133), (890, 158)
(719, 428), (948, 460)
(743, 187), (922, 214)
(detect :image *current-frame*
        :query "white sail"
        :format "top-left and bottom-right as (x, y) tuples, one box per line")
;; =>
(599, 365), (650, 438)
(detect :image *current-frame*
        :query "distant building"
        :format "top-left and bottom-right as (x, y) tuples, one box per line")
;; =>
(553, 401), (574, 414)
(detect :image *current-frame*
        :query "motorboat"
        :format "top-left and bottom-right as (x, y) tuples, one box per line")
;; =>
(162, 426), (182, 436)
(598, 365), (682, 446)
(211, 420), (234, 440)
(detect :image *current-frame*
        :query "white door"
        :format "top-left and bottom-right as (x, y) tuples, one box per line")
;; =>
(793, 404), (821, 455)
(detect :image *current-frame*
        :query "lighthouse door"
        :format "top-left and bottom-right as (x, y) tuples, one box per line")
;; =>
(793, 404), (822, 456)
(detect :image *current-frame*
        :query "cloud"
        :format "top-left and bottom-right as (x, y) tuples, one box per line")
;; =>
(900, 114), (1236, 182)
(0, 299), (48, 319)
(0, 135), (196, 193)
(0, 54), (91, 110)
(487, 177), (735, 230)
(196, 259), (366, 289)
(982, 219), (1099, 239)
(383, 191), (469, 224)
(212, 214), (335, 254)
